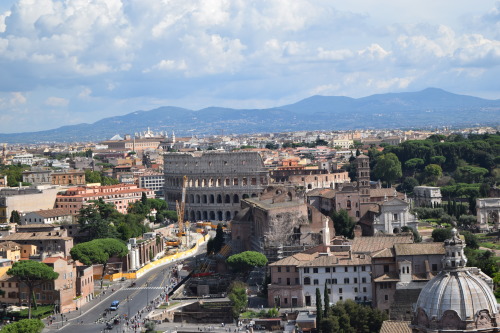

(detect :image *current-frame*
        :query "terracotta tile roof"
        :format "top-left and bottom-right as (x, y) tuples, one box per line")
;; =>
(372, 248), (395, 258)
(42, 257), (66, 264)
(1, 233), (72, 241)
(29, 208), (72, 218)
(411, 273), (433, 281)
(379, 321), (411, 333)
(306, 188), (324, 197)
(298, 252), (371, 267)
(321, 189), (336, 199)
(373, 272), (400, 282)
(370, 188), (397, 198)
(351, 235), (413, 253)
(297, 255), (339, 267)
(0, 241), (21, 251)
(269, 253), (318, 266)
(394, 243), (445, 256)
(306, 188), (336, 199)
(17, 224), (56, 229)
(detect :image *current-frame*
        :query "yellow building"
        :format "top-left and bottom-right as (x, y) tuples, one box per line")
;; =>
(0, 241), (21, 262)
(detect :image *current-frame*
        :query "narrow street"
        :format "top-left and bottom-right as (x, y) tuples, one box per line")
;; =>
(43, 240), (207, 333)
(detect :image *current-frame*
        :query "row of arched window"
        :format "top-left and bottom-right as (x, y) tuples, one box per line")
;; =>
(165, 176), (267, 188)
(187, 193), (258, 205)
(186, 210), (236, 221)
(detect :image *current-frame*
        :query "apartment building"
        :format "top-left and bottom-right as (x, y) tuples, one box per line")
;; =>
(0, 187), (59, 223)
(55, 184), (155, 214)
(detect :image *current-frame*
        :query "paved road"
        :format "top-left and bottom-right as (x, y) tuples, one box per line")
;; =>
(43, 241), (207, 333)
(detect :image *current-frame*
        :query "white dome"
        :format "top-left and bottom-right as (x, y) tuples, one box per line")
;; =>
(415, 269), (498, 321)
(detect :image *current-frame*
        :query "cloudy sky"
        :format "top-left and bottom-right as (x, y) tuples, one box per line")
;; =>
(0, 0), (499, 133)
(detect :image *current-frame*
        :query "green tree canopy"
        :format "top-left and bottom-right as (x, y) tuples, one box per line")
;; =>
(404, 158), (424, 174)
(321, 300), (388, 333)
(431, 228), (453, 242)
(227, 251), (268, 272)
(77, 199), (119, 240)
(0, 319), (44, 333)
(455, 166), (489, 183)
(7, 261), (58, 319)
(458, 215), (477, 229)
(424, 164), (442, 180)
(316, 288), (323, 327)
(373, 153), (402, 187)
(466, 249), (498, 277)
(228, 281), (248, 319)
(397, 177), (419, 194)
(331, 209), (356, 238)
(461, 231), (479, 249)
(211, 223), (225, 254)
(324, 283), (331, 318)
(0, 164), (30, 187)
(401, 226), (422, 243)
(70, 238), (128, 287)
(9, 210), (20, 224)
(430, 155), (446, 165)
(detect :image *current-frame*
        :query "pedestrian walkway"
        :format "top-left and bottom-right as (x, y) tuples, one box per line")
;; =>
(120, 286), (166, 291)
(43, 284), (125, 330)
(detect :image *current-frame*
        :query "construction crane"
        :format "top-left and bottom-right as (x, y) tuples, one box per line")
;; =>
(175, 175), (188, 244)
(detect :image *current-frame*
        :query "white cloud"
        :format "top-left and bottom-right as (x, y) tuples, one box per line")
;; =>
(152, 59), (188, 72)
(453, 34), (500, 67)
(10, 92), (26, 106)
(78, 87), (92, 99)
(310, 84), (342, 95)
(317, 48), (353, 61)
(180, 33), (246, 75)
(358, 44), (390, 60)
(0, 10), (10, 33)
(0, 0), (499, 132)
(368, 77), (414, 90)
(44, 96), (68, 107)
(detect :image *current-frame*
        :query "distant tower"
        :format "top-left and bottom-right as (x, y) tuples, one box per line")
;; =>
(356, 154), (370, 203)
(172, 131), (176, 144)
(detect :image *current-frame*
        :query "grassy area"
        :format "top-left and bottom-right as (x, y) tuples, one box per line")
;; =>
(8, 305), (54, 319)
(241, 308), (279, 319)
(241, 311), (259, 319)
(157, 302), (180, 309)
(479, 242), (500, 250)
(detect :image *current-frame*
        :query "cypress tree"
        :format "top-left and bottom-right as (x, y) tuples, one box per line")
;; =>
(323, 284), (331, 318)
(316, 288), (323, 329)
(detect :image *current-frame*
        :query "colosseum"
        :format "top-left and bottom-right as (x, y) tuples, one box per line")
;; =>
(163, 151), (269, 222)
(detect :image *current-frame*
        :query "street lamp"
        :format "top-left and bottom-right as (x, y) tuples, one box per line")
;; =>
(126, 295), (130, 319)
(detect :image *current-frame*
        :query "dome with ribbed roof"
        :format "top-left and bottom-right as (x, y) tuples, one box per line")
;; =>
(411, 229), (500, 332)
(415, 269), (498, 320)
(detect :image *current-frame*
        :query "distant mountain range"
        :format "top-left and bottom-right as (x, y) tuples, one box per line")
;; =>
(1, 88), (499, 143)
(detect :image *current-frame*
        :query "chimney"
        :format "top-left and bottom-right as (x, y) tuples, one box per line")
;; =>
(353, 225), (362, 238)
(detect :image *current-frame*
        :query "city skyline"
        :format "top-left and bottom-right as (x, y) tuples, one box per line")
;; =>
(0, 0), (499, 133)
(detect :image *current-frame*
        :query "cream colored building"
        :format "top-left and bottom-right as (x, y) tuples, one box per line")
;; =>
(0, 187), (59, 223)
(332, 139), (354, 149)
